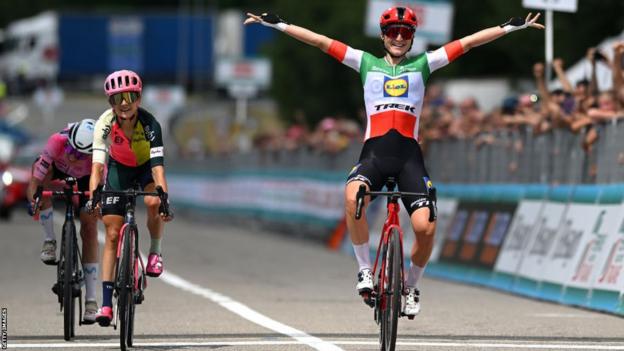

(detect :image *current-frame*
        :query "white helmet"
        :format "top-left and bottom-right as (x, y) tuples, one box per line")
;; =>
(68, 118), (95, 154)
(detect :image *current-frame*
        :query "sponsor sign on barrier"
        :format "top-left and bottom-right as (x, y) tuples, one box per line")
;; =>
(430, 199), (458, 262)
(440, 202), (517, 267)
(169, 175), (343, 225)
(564, 205), (622, 290)
(517, 202), (567, 282)
(541, 204), (601, 286)
(592, 204), (624, 293)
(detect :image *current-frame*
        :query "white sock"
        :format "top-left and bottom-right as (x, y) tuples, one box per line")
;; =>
(352, 243), (371, 271)
(149, 238), (162, 255)
(39, 208), (55, 242)
(406, 263), (426, 288)
(83, 263), (98, 302)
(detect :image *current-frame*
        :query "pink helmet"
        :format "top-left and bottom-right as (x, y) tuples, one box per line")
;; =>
(104, 70), (142, 96)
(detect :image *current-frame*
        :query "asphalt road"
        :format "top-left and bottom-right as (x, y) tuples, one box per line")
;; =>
(2, 210), (624, 351)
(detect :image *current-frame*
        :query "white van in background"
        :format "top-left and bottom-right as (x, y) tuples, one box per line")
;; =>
(0, 11), (59, 92)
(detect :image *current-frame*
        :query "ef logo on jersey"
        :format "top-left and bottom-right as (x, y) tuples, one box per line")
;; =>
(383, 76), (409, 97)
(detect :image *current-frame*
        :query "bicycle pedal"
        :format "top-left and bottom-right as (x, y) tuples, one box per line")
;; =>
(43, 260), (58, 266)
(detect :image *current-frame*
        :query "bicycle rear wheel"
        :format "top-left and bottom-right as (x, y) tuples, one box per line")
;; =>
(117, 225), (134, 351)
(62, 222), (76, 341)
(381, 228), (401, 351)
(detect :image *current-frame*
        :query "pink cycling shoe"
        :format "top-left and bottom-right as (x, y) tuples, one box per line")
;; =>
(95, 306), (113, 327)
(146, 253), (163, 277)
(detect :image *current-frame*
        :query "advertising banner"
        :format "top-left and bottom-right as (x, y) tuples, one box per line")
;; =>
(541, 204), (602, 286)
(591, 204), (624, 293)
(169, 174), (343, 226)
(517, 202), (567, 281)
(478, 206), (516, 267)
(564, 205), (623, 290)
(440, 206), (470, 261)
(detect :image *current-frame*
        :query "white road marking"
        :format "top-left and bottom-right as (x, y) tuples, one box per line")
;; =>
(529, 313), (598, 318)
(55, 216), (343, 351)
(10, 340), (624, 349)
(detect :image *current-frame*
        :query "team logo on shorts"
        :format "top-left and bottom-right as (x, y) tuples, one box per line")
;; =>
(348, 164), (361, 176)
(384, 75), (409, 97)
(423, 176), (433, 189)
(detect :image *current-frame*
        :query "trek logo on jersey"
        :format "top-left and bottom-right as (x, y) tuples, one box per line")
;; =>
(383, 75), (409, 97)
(374, 103), (416, 113)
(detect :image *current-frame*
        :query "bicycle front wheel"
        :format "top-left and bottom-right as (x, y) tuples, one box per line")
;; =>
(381, 228), (401, 351)
(62, 222), (77, 341)
(117, 225), (134, 351)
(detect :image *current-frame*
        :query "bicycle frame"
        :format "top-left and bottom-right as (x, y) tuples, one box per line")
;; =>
(35, 177), (89, 340)
(94, 185), (163, 350)
(115, 197), (147, 301)
(371, 195), (405, 311)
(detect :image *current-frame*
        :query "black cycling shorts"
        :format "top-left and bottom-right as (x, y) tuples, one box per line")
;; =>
(102, 159), (154, 216)
(346, 129), (433, 216)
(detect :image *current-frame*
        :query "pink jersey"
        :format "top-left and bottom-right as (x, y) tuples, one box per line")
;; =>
(33, 130), (92, 181)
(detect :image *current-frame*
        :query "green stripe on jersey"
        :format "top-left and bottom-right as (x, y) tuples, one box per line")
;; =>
(359, 52), (431, 83)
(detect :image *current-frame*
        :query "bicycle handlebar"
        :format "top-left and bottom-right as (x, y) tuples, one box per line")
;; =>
(30, 183), (90, 218)
(92, 185), (172, 218)
(354, 184), (437, 223)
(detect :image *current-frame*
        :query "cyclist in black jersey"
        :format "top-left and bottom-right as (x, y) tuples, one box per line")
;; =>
(246, 8), (543, 316)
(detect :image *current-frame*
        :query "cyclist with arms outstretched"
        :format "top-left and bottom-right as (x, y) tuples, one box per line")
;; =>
(245, 8), (543, 316)
(87, 70), (173, 326)
(27, 118), (100, 323)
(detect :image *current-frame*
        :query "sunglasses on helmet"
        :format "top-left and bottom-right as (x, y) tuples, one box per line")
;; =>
(383, 25), (415, 40)
(108, 91), (140, 106)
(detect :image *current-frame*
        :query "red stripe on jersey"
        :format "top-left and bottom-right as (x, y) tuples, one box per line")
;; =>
(327, 40), (348, 62)
(369, 111), (416, 139)
(444, 40), (464, 62)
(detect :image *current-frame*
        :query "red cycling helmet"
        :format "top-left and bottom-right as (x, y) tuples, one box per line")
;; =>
(379, 6), (418, 30)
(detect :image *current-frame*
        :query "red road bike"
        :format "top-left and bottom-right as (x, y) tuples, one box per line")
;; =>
(355, 177), (436, 351)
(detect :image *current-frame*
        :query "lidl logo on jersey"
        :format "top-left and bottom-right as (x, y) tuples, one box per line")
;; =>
(383, 76), (409, 97)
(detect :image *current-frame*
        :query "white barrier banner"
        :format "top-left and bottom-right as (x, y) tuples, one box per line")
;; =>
(169, 175), (343, 221)
(542, 204), (601, 285)
(517, 202), (567, 281)
(430, 199), (458, 262)
(591, 204), (624, 293)
(495, 200), (544, 274)
(564, 204), (623, 290)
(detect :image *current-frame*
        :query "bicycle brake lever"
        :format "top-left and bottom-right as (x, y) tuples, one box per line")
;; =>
(355, 184), (366, 220)
(427, 187), (437, 223)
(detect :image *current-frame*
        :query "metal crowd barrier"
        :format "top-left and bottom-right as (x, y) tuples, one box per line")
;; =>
(169, 118), (624, 185)
(427, 119), (624, 184)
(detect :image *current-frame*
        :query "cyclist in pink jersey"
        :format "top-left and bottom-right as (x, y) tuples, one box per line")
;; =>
(27, 118), (101, 324)
(246, 8), (543, 316)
